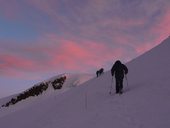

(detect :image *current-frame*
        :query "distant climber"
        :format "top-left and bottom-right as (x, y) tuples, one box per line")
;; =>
(111, 60), (128, 94)
(96, 68), (104, 77)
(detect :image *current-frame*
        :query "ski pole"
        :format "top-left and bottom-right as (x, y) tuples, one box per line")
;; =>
(125, 75), (129, 89)
(85, 88), (87, 110)
(109, 76), (113, 94)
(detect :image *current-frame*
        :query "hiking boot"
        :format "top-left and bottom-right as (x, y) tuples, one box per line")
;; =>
(119, 90), (123, 94)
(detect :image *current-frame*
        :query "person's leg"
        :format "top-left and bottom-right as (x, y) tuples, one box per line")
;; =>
(115, 78), (120, 93)
(96, 71), (98, 77)
(119, 79), (123, 93)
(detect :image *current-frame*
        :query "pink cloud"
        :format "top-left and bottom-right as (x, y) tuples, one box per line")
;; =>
(0, 0), (21, 20)
(38, 35), (123, 71)
(49, 39), (125, 72)
(26, 0), (55, 15)
(135, 43), (154, 54)
(135, 7), (170, 55)
(25, 0), (65, 24)
(2, 1), (169, 79)
(150, 9), (170, 43)
(0, 54), (34, 70)
(0, 34), (126, 78)
(0, 53), (38, 78)
(0, 53), (41, 79)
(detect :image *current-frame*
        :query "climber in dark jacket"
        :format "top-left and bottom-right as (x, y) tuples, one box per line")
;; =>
(111, 60), (128, 94)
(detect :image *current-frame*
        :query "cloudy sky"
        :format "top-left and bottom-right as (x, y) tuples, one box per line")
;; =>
(0, 0), (170, 98)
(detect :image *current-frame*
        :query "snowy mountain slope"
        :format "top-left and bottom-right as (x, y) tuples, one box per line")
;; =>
(0, 73), (94, 111)
(0, 94), (17, 107)
(127, 36), (170, 83)
(38, 73), (95, 94)
(0, 37), (170, 128)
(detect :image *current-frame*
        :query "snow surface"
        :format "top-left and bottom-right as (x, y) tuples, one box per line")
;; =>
(39, 73), (95, 95)
(0, 37), (170, 128)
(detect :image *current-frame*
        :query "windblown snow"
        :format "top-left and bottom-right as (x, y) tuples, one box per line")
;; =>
(0, 37), (170, 128)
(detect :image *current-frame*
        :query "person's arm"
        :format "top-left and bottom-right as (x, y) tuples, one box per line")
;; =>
(123, 65), (128, 74)
(111, 65), (115, 76)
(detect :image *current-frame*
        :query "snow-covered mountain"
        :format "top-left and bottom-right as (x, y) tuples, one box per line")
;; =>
(0, 37), (170, 128)
(0, 73), (94, 108)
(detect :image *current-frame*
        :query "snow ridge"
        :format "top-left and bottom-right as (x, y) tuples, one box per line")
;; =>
(0, 73), (94, 108)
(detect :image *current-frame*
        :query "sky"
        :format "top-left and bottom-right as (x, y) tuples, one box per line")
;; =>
(0, 0), (170, 98)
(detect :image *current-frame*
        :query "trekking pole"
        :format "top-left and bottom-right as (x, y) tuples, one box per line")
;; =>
(85, 92), (87, 110)
(109, 76), (113, 95)
(85, 84), (88, 110)
(125, 75), (129, 90)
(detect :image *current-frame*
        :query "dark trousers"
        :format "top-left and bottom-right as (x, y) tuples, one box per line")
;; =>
(115, 78), (123, 93)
